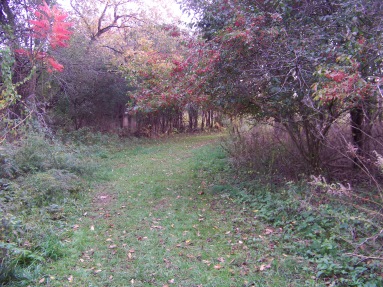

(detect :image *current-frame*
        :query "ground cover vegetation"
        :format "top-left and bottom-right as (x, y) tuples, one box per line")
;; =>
(0, 134), (382, 286)
(1, 0), (383, 285)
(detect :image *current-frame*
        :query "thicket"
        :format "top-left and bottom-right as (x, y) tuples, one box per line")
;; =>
(194, 144), (383, 286)
(177, 3), (383, 280)
(178, 0), (383, 182)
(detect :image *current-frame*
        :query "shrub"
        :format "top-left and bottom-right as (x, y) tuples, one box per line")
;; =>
(19, 169), (83, 207)
(12, 135), (51, 174)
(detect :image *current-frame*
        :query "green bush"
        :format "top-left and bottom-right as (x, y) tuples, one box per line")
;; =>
(59, 128), (120, 146)
(12, 136), (50, 174)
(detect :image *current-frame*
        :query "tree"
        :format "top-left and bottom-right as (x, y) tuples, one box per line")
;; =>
(1, 1), (72, 141)
(69, 0), (140, 43)
(179, 0), (383, 172)
(116, 22), (188, 134)
(41, 0), (162, 132)
(49, 32), (131, 131)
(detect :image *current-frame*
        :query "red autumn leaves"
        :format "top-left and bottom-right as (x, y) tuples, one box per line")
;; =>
(16, 1), (72, 72)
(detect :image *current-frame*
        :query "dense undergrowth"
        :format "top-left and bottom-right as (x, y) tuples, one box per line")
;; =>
(0, 131), (118, 285)
(194, 141), (383, 286)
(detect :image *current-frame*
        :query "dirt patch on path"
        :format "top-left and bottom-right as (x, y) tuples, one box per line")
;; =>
(91, 184), (118, 207)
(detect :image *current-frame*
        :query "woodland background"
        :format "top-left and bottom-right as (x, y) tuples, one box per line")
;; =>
(1, 0), (383, 286)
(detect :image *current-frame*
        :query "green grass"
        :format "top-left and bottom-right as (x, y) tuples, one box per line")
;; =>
(2, 133), (317, 287)
(3, 133), (382, 286)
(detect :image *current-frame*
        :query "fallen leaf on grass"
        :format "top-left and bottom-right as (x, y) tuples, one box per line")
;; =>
(264, 228), (274, 235)
(259, 264), (271, 271)
(202, 260), (211, 265)
(217, 257), (225, 263)
(151, 225), (164, 230)
(73, 224), (80, 230)
(68, 275), (73, 282)
(214, 264), (223, 270)
(109, 245), (117, 249)
(39, 278), (45, 284)
(94, 269), (102, 274)
(90, 225), (95, 231)
(137, 236), (148, 241)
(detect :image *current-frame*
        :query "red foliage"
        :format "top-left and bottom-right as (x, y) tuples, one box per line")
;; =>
(325, 71), (347, 83)
(30, 1), (72, 49)
(46, 57), (64, 72)
(16, 1), (72, 72)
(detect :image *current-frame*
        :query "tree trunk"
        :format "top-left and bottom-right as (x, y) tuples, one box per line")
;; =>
(201, 111), (205, 131)
(350, 107), (364, 168)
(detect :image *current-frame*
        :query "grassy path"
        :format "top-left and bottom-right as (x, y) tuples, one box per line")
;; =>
(43, 134), (308, 287)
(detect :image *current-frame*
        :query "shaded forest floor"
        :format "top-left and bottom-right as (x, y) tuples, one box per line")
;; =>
(34, 134), (319, 287)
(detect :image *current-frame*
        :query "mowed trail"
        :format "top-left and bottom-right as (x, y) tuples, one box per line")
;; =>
(44, 134), (302, 287)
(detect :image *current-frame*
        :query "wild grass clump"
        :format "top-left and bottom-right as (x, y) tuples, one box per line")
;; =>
(18, 169), (83, 207)
(58, 127), (121, 146)
(1, 134), (97, 179)
(0, 132), (100, 286)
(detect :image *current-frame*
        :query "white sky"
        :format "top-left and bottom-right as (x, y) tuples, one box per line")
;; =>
(57, 0), (190, 25)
